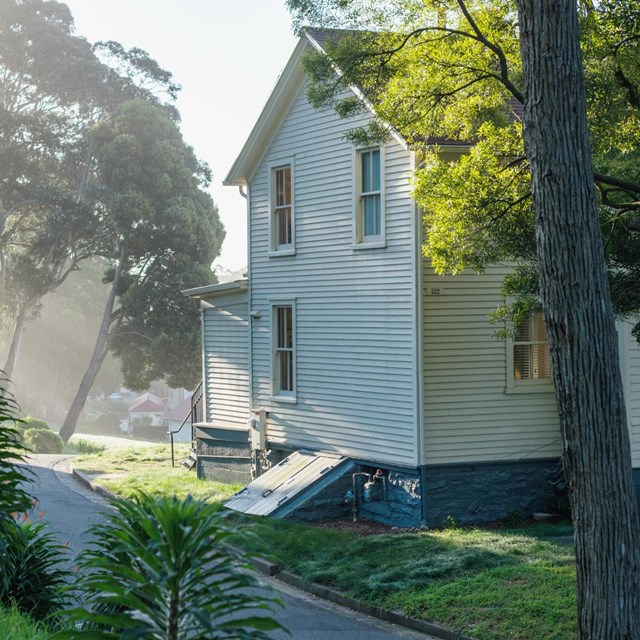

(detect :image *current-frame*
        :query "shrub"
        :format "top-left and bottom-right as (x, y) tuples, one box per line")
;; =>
(24, 416), (50, 431)
(0, 520), (67, 622)
(23, 429), (64, 454)
(0, 383), (67, 623)
(69, 439), (106, 455)
(60, 494), (285, 639)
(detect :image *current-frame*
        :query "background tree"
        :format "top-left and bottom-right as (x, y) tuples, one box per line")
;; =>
(58, 99), (223, 442)
(286, 0), (640, 636)
(0, 0), (180, 377)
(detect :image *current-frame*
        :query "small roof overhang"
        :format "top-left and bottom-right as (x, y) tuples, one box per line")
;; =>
(182, 279), (249, 300)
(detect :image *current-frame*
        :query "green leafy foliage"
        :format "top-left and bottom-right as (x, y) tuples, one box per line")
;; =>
(23, 417), (49, 431)
(288, 1), (640, 333)
(58, 494), (285, 639)
(0, 383), (31, 518)
(23, 429), (64, 454)
(0, 520), (67, 622)
(0, 382), (66, 623)
(0, 604), (51, 640)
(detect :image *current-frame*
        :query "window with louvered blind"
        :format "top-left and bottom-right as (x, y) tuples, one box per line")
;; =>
(507, 310), (553, 391)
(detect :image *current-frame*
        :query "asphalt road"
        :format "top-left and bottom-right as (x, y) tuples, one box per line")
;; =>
(24, 455), (436, 639)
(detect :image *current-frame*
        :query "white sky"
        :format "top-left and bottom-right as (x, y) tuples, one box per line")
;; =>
(63, 0), (298, 270)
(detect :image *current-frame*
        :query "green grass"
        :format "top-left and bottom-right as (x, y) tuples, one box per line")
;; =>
(227, 519), (577, 640)
(0, 606), (49, 640)
(75, 443), (577, 640)
(74, 442), (239, 502)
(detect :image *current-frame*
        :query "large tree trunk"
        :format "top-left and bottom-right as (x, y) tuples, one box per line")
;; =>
(59, 248), (126, 443)
(3, 298), (37, 379)
(515, 1), (640, 637)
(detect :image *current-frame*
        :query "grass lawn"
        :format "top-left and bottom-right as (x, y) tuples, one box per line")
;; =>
(73, 441), (240, 502)
(75, 443), (577, 640)
(0, 606), (49, 640)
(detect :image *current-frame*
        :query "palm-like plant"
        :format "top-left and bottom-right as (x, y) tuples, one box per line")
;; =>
(57, 494), (286, 639)
(0, 381), (31, 518)
(0, 379), (67, 621)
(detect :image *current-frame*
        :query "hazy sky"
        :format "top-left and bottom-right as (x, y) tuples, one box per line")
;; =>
(63, 0), (298, 270)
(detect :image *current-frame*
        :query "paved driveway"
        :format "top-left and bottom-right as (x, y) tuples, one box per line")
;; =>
(24, 455), (435, 639)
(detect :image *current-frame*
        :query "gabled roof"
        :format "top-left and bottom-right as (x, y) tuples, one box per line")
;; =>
(165, 396), (192, 422)
(128, 391), (165, 413)
(223, 29), (407, 187)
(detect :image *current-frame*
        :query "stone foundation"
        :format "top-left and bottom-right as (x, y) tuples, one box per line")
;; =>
(422, 458), (562, 527)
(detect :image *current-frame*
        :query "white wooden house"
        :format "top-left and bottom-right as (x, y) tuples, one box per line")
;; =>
(184, 29), (640, 526)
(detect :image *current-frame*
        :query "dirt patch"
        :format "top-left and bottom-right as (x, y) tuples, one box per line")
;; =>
(311, 518), (418, 536)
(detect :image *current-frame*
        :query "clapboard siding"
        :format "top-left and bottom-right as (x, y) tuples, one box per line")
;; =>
(422, 264), (562, 464)
(248, 82), (417, 467)
(203, 301), (250, 428)
(623, 321), (640, 465)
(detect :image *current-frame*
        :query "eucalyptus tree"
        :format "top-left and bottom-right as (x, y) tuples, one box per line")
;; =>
(0, 0), (180, 375)
(286, 0), (640, 636)
(58, 99), (223, 442)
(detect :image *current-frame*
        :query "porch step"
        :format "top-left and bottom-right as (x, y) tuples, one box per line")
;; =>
(198, 454), (252, 484)
(181, 450), (197, 470)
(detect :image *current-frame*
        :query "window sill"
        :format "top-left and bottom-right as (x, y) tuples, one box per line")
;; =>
(351, 241), (387, 251)
(269, 395), (298, 404)
(268, 249), (296, 258)
(504, 384), (554, 395)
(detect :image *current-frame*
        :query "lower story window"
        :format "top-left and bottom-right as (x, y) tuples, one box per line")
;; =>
(273, 304), (295, 397)
(513, 310), (551, 381)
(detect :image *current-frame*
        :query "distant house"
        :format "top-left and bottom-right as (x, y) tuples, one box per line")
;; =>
(165, 396), (193, 443)
(127, 392), (165, 438)
(184, 29), (640, 527)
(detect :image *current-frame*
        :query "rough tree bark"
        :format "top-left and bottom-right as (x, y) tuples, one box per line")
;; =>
(515, 1), (640, 637)
(3, 297), (38, 379)
(58, 247), (126, 443)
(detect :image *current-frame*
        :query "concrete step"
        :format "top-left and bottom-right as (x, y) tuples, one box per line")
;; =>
(181, 450), (197, 470)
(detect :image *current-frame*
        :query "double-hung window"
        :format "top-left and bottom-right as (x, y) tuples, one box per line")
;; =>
(355, 147), (385, 246)
(272, 303), (296, 400)
(270, 162), (294, 254)
(509, 310), (552, 389)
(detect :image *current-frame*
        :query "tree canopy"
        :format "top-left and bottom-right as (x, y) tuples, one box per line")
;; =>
(288, 0), (640, 334)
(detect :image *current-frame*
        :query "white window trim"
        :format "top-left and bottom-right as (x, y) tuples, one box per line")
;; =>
(269, 299), (297, 403)
(268, 158), (296, 256)
(352, 145), (386, 248)
(505, 311), (554, 394)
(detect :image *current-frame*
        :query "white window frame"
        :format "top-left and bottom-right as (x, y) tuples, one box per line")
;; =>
(268, 159), (295, 257)
(353, 146), (386, 249)
(506, 310), (554, 393)
(270, 300), (297, 403)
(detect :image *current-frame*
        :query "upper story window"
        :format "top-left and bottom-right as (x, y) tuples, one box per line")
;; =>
(269, 161), (295, 255)
(354, 147), (385, 248)
(272, 302), (296, 401)
(508, 310), (552, 391)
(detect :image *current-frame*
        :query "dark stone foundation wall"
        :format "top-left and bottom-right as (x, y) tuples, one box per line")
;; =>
(422, 458), (563, 528)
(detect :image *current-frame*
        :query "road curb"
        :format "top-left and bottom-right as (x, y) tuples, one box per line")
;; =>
(70, 465), (120, 501)
(71, 471), (474, 640)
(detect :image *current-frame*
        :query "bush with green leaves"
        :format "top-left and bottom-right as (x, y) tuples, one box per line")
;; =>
(23, 429), (64, 454)
(0, 519), (67, 621)
(58, 494), (285, 639)
(24, 416), (50, 431)
(69, 439), (106, 455)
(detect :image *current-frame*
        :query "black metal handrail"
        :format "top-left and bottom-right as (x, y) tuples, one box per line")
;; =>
(169, 381), (203, 467)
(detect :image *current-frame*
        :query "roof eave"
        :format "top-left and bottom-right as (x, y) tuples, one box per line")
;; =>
(223, 37), (310, 187)
(181, 279), (249, 299)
